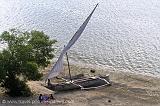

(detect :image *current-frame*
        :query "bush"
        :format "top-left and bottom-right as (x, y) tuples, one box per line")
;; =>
(4, 77), (32, 97)
(0, 29), (56, 97)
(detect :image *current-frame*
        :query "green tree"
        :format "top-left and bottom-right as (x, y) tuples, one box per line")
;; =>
(0, 29), (57, 97)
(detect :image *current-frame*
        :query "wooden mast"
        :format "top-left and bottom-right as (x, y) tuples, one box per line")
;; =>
(65, 52), (72, 81)
(64, 45), (72, 81)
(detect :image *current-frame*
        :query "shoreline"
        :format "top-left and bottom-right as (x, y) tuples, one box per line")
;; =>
(66, 59), (160, 79)
(1, 63), (160, 106)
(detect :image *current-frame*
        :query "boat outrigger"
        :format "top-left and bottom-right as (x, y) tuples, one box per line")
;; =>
(45, 3), (111, 92)
(47, 74), (111, 91)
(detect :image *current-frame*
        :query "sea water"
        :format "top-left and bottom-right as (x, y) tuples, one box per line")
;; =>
(0, 0), (160, 77)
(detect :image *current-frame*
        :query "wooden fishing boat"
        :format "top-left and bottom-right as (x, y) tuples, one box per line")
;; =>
(46, 74), (111, 91)
(45, 4), (111, 92)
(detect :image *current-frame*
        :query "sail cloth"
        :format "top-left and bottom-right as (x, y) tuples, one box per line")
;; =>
(46, 3), (99, 79)
(47, 53), (64, 79)
(62, 3), (99, 53)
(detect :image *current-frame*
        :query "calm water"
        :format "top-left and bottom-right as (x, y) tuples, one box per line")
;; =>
(1, 0), (160, 77)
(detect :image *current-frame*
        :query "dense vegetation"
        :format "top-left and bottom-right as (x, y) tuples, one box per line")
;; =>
(0, 29), (56, 97)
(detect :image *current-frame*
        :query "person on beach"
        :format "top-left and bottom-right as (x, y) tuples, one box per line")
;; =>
(47, 79), (51, 87)
(42, 94), (50, 104)
(38, 94), (43, 103)
(49, 94), (55, 100)
(43, 94), (49, 101)
(38, 94), (55, 104)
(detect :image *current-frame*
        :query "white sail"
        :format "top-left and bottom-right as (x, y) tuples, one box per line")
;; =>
(46, 3), (99, 79)
(47, 53), (64, 79)
(62, 3), (99, 53)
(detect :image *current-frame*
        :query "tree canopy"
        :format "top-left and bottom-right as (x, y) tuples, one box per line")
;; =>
(0, 29), (57, 96)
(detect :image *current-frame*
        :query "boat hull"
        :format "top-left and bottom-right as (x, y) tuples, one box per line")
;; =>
(47, 75), (111, 91)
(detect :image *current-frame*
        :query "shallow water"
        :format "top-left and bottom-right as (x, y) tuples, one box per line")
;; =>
(0, 0), (160, 77)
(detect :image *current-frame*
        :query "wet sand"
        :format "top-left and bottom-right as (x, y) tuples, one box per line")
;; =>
(1, 64), (160, 106)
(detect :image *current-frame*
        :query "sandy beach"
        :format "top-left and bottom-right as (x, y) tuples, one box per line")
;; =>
(1, 63), (160, 106)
